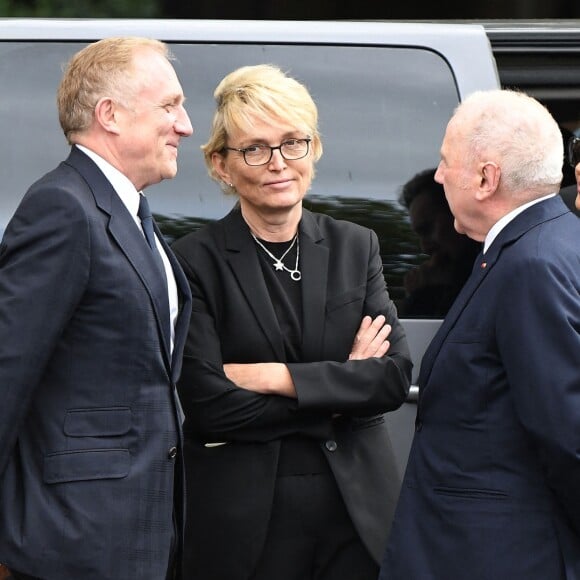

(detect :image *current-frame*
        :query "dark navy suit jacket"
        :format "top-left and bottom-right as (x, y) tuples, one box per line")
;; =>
(381, 195), (580, 579)
(0, 147), (192, 579)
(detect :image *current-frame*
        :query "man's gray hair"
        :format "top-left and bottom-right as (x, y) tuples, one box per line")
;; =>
(455, 90), (563, 196)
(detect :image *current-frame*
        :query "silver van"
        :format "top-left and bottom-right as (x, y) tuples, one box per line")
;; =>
(0, 18), (501, 474)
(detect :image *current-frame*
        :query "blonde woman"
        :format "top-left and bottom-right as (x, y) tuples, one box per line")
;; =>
(173, 64), (411, 580)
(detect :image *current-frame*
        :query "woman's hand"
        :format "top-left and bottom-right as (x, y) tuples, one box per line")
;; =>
(348, 315), (391, 360)
(223, 314), (392, 397)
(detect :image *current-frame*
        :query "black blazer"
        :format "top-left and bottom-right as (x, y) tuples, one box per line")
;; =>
(0, 147), (192, 580)
(172, 206), (412, 580)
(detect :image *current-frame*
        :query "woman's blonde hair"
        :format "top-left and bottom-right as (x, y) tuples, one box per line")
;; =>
(202, 64), (323, 192)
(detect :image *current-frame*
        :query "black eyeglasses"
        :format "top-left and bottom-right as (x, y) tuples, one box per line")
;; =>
(567, 135), (580, 168)
(223, 138), (311, 166)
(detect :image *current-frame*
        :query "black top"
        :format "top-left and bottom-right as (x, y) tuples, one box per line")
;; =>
(254, 236), (329, 476)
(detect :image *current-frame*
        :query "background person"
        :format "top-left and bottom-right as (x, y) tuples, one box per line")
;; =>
(560, 131), (580, 217)
(561, 133), (580, 212)
(0, 37), (193, 580)
(380, 89), (580, 579)
(172, 64), (412, 580)
(398, 167), (481, 317)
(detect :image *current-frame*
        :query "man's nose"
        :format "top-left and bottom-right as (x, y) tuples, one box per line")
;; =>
(175, 105), (193, 137)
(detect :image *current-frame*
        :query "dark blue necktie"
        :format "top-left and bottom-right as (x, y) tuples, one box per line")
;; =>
(138, 194), (172, 348)
(138, 194), (166, 276)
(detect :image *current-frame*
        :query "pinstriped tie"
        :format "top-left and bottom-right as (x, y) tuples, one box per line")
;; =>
(138, 194), (166, 276)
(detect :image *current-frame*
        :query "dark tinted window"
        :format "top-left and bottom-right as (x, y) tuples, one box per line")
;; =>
(487, 26), (580, 189)
(0, 41), (462, 317)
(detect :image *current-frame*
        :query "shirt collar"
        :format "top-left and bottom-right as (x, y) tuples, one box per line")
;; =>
(484, 192), (557, 254)
(76, 144), (141, 219)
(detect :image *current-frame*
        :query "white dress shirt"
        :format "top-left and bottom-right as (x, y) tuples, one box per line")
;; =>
(77, 145), (178, 352)
(484, 192), (557, 254)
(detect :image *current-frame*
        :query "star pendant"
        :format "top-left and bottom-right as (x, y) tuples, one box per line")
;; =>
(274, 260), (284, 271)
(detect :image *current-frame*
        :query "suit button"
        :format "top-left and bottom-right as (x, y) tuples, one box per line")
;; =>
(415, 421), (422, 432)
(168, 446), (178, 459)
(325, 440), (338, 452)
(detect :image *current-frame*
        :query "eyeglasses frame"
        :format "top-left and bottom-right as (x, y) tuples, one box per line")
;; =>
(222, 138), (312, 166)
(567, 135), (580, 168)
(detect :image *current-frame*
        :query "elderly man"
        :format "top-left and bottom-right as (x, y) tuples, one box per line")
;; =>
(380, 90), (580, 580)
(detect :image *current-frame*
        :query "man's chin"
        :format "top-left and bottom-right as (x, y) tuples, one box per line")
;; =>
(453, 218), (465, 235)
(163, 162), (178, 181)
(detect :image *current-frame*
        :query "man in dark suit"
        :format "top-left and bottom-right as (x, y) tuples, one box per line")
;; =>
(380, 89), (580, 579)
(0, 37), (193, 579)
(560, 133), (580, 216)
(575, 152), (580, 209)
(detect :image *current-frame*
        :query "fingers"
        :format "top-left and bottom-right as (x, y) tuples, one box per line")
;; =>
(372, 338), (391, 358)
(353, 315), (372, 343)
(349, 315), (392, 360)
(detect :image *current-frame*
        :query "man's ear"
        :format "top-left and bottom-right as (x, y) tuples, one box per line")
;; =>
(476, 161), (500, 201)
(94, 97), (121, 135)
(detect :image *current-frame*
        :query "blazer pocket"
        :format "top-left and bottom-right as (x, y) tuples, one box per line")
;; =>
(349, 414), (385, 431)
(44, 448), (130, 484)
(326, 284), (365, 313)
(64, 406), (131, 437)
(433, 486), (508, 500)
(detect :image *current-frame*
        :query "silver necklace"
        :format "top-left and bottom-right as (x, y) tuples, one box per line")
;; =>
(251, 233), (302, 281)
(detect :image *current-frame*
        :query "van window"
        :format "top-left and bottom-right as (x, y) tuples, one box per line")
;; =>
(0, 40), (462, 317)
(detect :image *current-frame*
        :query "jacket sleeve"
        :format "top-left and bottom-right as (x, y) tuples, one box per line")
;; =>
(174, 246), (333, 443)
(287, 230), (412, 415)
(0, 185), (89, 476)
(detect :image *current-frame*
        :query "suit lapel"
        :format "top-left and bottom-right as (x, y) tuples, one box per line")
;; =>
(418, 195), (570, 391)
(110, 205), (172, 364)
(224, 208), (286, 360)
(157, 225), (193, 380)
(65, 147), (173, 368)
(223, 208), (329, 362)
(299, 210), (328, 361)
(417, 248), (489, 389)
